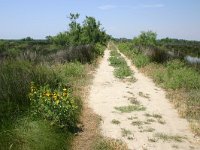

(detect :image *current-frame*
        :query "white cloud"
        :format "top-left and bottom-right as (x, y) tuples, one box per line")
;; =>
(98, 4), (165, 10)
(142, 4), (165, 8)
(98, 5), (117, 10)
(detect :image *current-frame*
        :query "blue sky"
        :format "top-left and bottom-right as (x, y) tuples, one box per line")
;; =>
(0, 0), (200, 40)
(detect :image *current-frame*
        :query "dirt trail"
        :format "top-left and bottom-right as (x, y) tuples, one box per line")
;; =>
(88, 47), (200, 150)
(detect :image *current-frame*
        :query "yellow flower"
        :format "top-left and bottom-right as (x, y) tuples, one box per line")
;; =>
(55, 100), (59, 105)
(63, 88), (67, 91)
(46, 92), (50, 97)
(53, 95), (57, 100)
(63, 93), (67, 96)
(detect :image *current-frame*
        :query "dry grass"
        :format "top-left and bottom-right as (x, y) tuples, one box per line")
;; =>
(93, 137), (128, 150)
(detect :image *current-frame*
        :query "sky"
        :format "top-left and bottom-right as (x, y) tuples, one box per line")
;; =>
(0, 0), (200, 40)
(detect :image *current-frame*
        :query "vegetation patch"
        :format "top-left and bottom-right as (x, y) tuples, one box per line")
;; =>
(138, 92), (150, 99)
(131, 121), (143, 126)
(109, 47), (133, 79)
(111, 119), (121, 125)
(93, 137), (128, 150)
(115, 105), (146, 113)
(142, 127), (155, 132)
(0, 12), (109, 150)
(154, 133), (185, 142)
(121, 128), (132, 137)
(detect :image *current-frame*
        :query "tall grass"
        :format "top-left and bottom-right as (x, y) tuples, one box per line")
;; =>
(0, 59), (88, 149)
(0, 116), (72, 150)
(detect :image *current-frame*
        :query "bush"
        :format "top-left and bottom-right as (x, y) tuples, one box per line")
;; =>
(134, 53), (150, 68)
(29, 83), (81, 129)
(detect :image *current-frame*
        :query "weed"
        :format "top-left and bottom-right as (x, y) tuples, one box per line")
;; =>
(111, 119), (121, 125)
(157, 119), (166, 125)
(138, 92), (150, 99)
(109, 49), (132, 79)
(121, 128), (132, 137)
(115, 105), (146, 113)
(152, 114), (162, 119)
(131, 121), (143, 126)
(148, 137), (158, 143)
(128, 116), (138, 120)
(128, 97), (140, 105)
(154, 133), (185, 142)
(142, 127), (155, 132)
(144, 113), (152, 117)
(127, 137), (134, 140)
(93, 137), (128, 150)
(114, 66), (132, 79)
(146, 119), (156, 123)
(172, 145), (179, 149)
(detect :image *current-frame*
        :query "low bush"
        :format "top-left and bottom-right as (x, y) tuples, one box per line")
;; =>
(29, 83), (81, 129)
(133, 53), (150, 68)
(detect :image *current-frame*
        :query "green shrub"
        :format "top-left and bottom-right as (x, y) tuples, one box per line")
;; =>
(94, 43), (105, 57)
(29, 83), (81, 129)
(134, 53), (150, 68)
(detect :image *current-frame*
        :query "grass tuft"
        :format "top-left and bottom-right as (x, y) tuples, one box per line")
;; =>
(115, 105), (146, 113)
(111, 119), (121, 125)
(154, 133), (185, 142)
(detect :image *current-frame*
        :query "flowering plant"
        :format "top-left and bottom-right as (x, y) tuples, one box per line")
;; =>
(29, 82), (80, 128)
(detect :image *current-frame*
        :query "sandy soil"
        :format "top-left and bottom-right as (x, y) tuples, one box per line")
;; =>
(88, 48), (200, 150)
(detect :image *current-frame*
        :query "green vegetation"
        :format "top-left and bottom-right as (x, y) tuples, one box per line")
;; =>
(115, 105), (146, 113)
(109, 43), (132, 79)
(0, 13), (109, 149)
(154, 133), (185, 142)
(142, 127), (155, 133)
(93, 137), (128, 150)
(131, 121), (143, 126)
(138, 92), (150, 99)
(111, 119), (121, 125)
(117, 31), (200, 136)
(121, 128), (132, 137)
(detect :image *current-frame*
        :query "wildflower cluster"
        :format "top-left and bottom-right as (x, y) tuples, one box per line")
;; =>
(29, 82), (80, 128)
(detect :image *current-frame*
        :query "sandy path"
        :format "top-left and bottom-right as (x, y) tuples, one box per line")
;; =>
(88, 48), (200, 150)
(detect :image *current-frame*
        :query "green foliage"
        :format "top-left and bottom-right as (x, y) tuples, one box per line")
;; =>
(133, 54), (150, 68)
(114, 66), (132, 79)
(133, 31), (157, 48)
(29, 83), (81, 129)
(118, 42), (150, 68)
(93, 137), (128, 150)
(0, 116), (72, 150)
(158, 38), (200, 57)
(109, 48), (132, 79)
(109, 56), (126, 67)
(51, 13), (109, 47)
(0, 60), (61, 116)
(152, 60), (200, 90)
(114, 105), (146, 113)
(0, 13), (107, 150)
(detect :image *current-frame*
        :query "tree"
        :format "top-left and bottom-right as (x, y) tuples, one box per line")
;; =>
(137, 31), (157, 48)
(67, 13), (81, 45)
